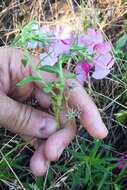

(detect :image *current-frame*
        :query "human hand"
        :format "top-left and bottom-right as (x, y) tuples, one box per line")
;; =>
(0, 47), (108, 176)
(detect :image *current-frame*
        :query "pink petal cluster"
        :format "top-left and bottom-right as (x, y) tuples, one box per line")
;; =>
(28, 24), (73, 66)
(39, 25), (72, 66)
(75, 29), (114, 84)
(28, 25), (114, 84)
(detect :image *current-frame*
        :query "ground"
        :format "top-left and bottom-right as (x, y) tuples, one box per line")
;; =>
(0, 0), (127, 190)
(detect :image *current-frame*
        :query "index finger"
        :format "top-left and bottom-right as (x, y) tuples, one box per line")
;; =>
(65, 79), (108, 139)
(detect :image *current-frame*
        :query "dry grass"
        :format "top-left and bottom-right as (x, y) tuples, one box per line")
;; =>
(0, 0), (127, 189)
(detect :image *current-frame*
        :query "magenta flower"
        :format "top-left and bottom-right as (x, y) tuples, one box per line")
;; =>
(92, 41), (114, 79)
(75, 29), (114, 84)
(27, 24), (114, 81)
(40, 25), (73, 66)
(117, 154), (127, 170)
(94, 42), (112, 54)
(75, 61), (91, 85)
(78, 29), (103, 53)
(50, 25), (72, 56)
(92, 53), (114, 79)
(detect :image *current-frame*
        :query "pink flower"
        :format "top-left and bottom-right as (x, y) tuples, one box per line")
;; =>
(28, 24), (114, 80)
(76, 29), (114, 82)
(54, 25), (72, 41)
(92, 53), (114, 79)
(40, 25), (73, 66)
(78, 29), (103, 53)
(40, 25), (52, 34)
(94, 42), (112, 54)
(117, 154), (127, 170)
(51, 26), (72, 56)
(75, 61), (91, 85)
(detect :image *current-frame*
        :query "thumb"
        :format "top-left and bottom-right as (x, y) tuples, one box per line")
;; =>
(0, 92), (57, 138)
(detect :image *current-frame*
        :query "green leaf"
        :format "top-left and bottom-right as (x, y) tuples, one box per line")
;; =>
(16, 76), (42, 86)
(39, 65), (59, 74)
(43, 83), (53, 93)
(71, 44), (87, 51)
(22, 58), (29, 66)
(64, 73), (76, 79)
(21, 51), (31, 67)
(116, 33), (127, 49)
(114, 184), (121, 190)
(58, 54), (70, 64)
(115, 109), (127, 124)
(122, 75), (127, 82)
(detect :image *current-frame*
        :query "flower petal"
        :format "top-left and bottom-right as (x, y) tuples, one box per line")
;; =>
(94, 42), (112, 54)
(92, 69), (110, 79)
(82, 29), (103, 46)
(75, 62), (89, 85)
(54, 25), (72, 40)
(76, 73), (87, 85)
(49, 40), (71, 56)
(93, 53), (114, 69)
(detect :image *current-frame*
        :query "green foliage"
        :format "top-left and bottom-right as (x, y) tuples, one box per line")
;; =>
(11, 21), (51, 48)
(21, 50), (31, 66)
(70, 43), (94, 63)
(35, 139), (124, 190)
(116, 33), (127, 50)
(115, 33), (127, 60)
(12, 20), (83, 129)
(8, 20), (127, 190)
(115, 110), (127, 124)
(39, 65), (59, 74)
(16, 76), (42, 86)
(66, 140), (115, 190)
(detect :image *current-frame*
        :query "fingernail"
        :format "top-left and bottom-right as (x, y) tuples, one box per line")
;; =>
(40, 117), (57, 138)
(57, 147), (64, 159)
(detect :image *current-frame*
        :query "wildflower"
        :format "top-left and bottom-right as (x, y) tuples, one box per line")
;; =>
(40, 25), (72, 66)
(75, 29), (114, 84)
(78, 29), (103, 53)
(27, 24), (114, 82)
(117, 154), (127, 170)
(75, 60), (91, 85)
(92, 41), (114, 79)
(92, 52), (114, 79)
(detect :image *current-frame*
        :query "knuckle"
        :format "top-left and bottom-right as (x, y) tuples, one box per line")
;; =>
(14, 104), (32, 134)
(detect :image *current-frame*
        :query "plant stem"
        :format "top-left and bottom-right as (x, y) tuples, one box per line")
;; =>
(55, 59), (65, 128)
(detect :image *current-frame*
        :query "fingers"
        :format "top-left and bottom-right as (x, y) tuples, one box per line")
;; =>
(30, 143), (50, 176)
(44, 118), (76, 161)
(33, 62), (108, 139)
(35, 88), (51, 109)
(0, 92), (57, 138)
(7, 48), (108, 139)
(65, 79), (108, 139)
(30, 120), (76, 176)
(29, 119), (76, 176)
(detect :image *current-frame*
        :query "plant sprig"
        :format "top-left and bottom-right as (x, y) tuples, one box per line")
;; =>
(12, 21), (93, 129)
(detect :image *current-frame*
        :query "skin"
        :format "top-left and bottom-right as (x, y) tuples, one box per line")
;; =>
(0, 47), (108, 176)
